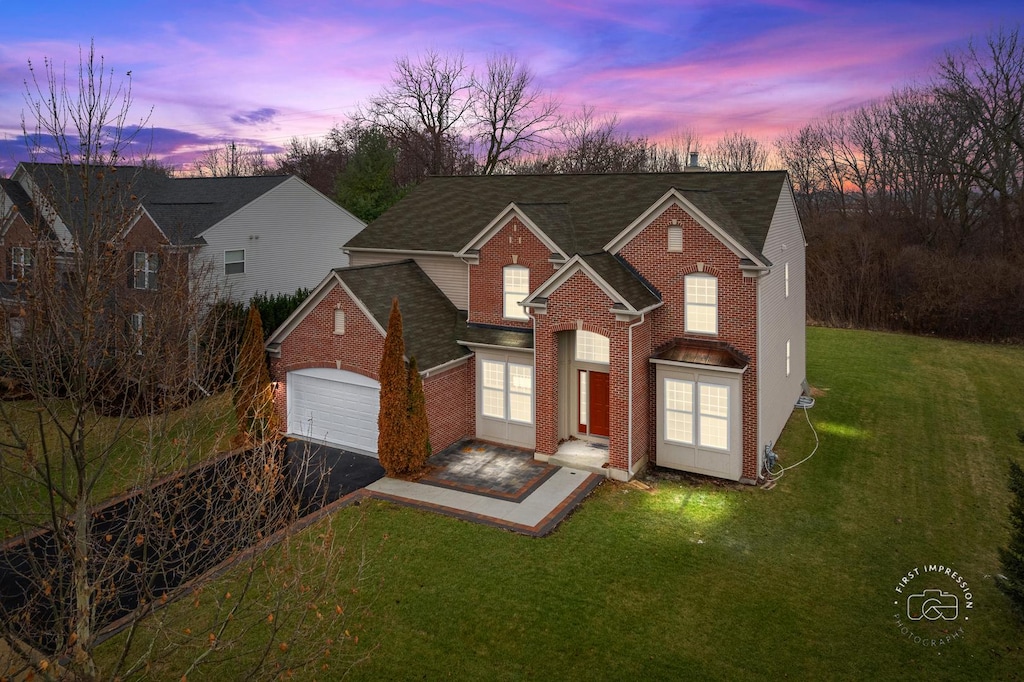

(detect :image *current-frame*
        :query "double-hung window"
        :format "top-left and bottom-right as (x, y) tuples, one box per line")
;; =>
(11, 247), (32, 280)
(225, 249), (245, 275)
(684, 273), (717, 334)
(481, 359), (533, 424)
(129, 312), (145, 355)
(133, 251), (159, 290)
(664, 378), (730, 450)
(503, 265), (529, 320)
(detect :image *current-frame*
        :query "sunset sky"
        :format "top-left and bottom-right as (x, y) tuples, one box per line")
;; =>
(2, 1), (1023, 174)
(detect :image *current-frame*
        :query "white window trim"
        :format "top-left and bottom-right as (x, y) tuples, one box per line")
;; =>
(130, 311), (145, 355)
(784, 262), (790, 298)
(480, 359), (533, 425)
(11, 247), (32, 280)
(575, 330), (610, 364)
(334, 309), (345, 335)
(133, 251), (159, 290)
(502, 265), (529, 321)
(225, 249), (245, 275)
(684, 273), (718, 335)
(664, 378), (730, 451)
(786, 339), (791, 377)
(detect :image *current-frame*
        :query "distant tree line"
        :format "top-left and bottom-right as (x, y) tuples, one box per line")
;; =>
(189, 27), (1024, 341)
(777, 26), (1024, 340)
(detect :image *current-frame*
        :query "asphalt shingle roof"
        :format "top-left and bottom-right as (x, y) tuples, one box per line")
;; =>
(20, 163), (291, 246)
(346, 172), (788, 260)
(579, 252), (661, 310)
(333, 260), (470, 371)
(454, 314), (534, 350)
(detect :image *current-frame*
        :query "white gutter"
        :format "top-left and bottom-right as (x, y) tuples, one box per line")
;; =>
(626, 312), (646, 480)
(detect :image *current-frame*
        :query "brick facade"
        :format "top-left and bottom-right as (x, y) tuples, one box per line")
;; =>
(274, 195), (774, 483)
(619, 203), (759, 481)
(1, 213), (34, 283)
(469, 217), (552, 328)
(270, 281), (472, 454)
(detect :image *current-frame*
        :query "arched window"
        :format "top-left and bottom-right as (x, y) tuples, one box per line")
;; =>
(503, 265), (529, 320)
(684, 273), (717, 334)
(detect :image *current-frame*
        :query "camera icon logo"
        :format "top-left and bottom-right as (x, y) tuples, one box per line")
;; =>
(907, 589), (959, 621)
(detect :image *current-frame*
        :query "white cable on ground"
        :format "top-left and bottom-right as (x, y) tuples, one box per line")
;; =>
(764, 403), (819, 483)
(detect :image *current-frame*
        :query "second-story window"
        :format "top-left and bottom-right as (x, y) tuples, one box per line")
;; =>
(11, 247), (32, 280)
(133, 251), (159, 290)
(684, 273), (718, 335)
(225, 249), (245, 275)
(503, 265), (529, 321)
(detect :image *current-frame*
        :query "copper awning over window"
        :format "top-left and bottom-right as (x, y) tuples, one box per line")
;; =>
(652, 338), (749, 371)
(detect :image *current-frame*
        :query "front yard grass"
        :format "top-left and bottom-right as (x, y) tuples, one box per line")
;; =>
(109, 328), (1024, 679)
(0, 391), (238, 538)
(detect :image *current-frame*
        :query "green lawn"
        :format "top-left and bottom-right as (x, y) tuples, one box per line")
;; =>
(0, 391), (238, 538)
(111, 328), (1024, 680)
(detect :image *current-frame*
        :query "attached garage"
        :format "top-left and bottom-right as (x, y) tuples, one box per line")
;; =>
(286, 368), (380, 455)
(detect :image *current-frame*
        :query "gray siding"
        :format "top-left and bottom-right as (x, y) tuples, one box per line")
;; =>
(198, 177), (364, 302)
(756, 180), (807, 467)
(348, 251), (469, 310)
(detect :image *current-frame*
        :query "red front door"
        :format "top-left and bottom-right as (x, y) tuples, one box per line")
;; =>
(579, 370), (610, 437)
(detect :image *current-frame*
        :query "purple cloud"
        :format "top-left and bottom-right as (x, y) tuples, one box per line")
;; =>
(230, 108), (279, 125)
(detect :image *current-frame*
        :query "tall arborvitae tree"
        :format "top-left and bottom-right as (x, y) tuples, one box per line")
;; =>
(377, 298), (410, 476)
(233, 303), (280, 446)
(998, 460), (1024, 620)
(407, 356), (431, 472)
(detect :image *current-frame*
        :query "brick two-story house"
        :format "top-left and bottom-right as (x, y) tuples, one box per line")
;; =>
(267, 172), (806, 483)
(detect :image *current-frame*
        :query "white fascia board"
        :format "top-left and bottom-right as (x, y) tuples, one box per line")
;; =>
(649, 357), (749, 374)
(119, 204), (169, 243)
(265, 270), (340, 346)
(344, 246), (461, 258)
(525, 255), (634, 312)
(604, 189), (768, 267)
(457, 202), (568, 259)
(335, 277), (387, 337)
(420, 355), (472, 378)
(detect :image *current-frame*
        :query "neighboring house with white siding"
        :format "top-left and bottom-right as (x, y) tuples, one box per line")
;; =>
(144, 174), (365, 302)
(6, 163), (364, 305)
(267, 172), (805, 484)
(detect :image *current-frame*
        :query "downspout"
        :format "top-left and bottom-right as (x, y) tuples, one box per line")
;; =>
(626, 313), (645, 480)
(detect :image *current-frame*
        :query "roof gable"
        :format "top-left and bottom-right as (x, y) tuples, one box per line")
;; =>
(525, 253), (662, 316)
(457, 202), (568, 259)
(345, 172), (789, 261)
(267, 260), (470, 372)
(603, 188), (770, 267)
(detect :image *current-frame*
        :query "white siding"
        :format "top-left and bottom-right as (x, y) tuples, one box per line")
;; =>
(348, 251), (469, 310)
(197, 177), (365, 302)
(757, 180), (807, 469)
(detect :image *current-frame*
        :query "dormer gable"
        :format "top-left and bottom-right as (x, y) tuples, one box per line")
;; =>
(524, 253), (662, 322)
(603, 188), (771, 271)
(457, 202), (569, 263)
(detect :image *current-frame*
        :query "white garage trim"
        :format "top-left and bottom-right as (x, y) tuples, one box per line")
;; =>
(286, 368), (380, 456)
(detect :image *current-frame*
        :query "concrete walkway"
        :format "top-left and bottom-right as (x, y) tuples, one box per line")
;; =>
(364, 465), (603, 537)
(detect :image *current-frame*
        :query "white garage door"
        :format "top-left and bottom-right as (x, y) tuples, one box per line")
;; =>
(286, 368), (380, 455)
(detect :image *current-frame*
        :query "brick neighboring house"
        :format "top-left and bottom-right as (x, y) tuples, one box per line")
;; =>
(267, 172), (806, 483)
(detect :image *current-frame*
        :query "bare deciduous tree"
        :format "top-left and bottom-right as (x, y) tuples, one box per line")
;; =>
(362, 50), (476, 177)
(193, 140), (271, 177)
(0, 45), (367, 681)
(704, 130), (771, 172)
(472, 54), (559, 174)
